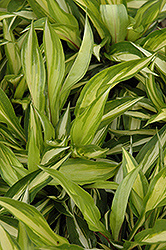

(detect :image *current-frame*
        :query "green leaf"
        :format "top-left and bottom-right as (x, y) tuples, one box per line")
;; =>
(21, 21), (46, 113)
(0, 197), (68, 246)
(75, 56), (154, 116)
(143, 167), (166, 212)
(146, 108), (166, 126)
(73, 144), (109, 159)
(44, 19), (65, 126)
(100, 4), (129, 44)
(122, 148), (144, 199)
(0, 224), (21, 250)
(0, 143), (28, 186)
(134, 0), (165, 30)
(35, 107), (55, 142)
(101, 96), (144, 127)
(60, 16), (94, 108)
(71, 89), (109, 145)
(3, 19), (21, 75)
(40, 166), (110, 238)
(27, 0), (80, 49)
(135, 219), (166, 244)
(136, 125), (166, 174)
(27, 105), (43, 171)
(0, 89), (25, 142)
(84, 180), (118, 190)
(36, 244), (84, 250)
(17, 222), (35, 250)
(41, 147), (70, 165)
(73, 0), (109, 39)
(29, 153), (71, 202)
(145, 62), (165, 111)
(0, 216), (18, 238)
(28, 129), (40, 172)
(110, 160), (141, 240)
(56, 103), (71, 139)
(59, 158), (118, 185)
(7, 0), (26, 12)
(141, 28), (166, 52)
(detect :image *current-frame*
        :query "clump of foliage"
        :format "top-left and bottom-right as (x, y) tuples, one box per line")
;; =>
(0, 0), (166, 249)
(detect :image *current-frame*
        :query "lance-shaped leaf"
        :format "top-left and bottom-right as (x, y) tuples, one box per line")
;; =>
(27, 0), (80, 48)
(35, 107), (55, 142)
(60, 16), (94, 108)
(143, 166), (166, 212)
(17, 222), (35, 250)
(0, 224), (21, 250)
(73, 0), (109, 39)
(136, 124), (166, 174)
(27, 105), (43, 172)
(100, 96), (144, 128)
(59, 158), (118, 185)
(0, 143), (28, 186)
(44, 20), (65, 126)
(40, 166), (110, 238)
(134, 0), (165, 30)
(145, 62), (165, 111)
(75, 56), (154, 116)
(122, 148), (146, 200)
(56, 103), (71, 139)
(127, 0), (165, 41)
(110, 161), (141, 240)
(146, 108), (166, 126)
(100, 4), (129, 44)
(141, 28), (166, 52)
(135, 219), (166, 244)
(21, 22), (46, 113)
(0, 88), (25, 142)
(29, 153), (71, 202)
(0, 197), (68, 246)
(71, 89), (109, 145)
(3, 19), (21, 75)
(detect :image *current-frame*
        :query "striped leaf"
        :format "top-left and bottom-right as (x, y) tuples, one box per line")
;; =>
(146, 108), (166, 126)
(29, 154), (71, 202)
(59, 158), (118, 185)
(0, 89), (25, 142)
(0, 143), (28, 186)
(27, 0), (80, 48)
(141, 28), (166, 52)
(110, 161), (141, 240)
(21, 22), (46, 113)
(100, 4), (129, 44)
(35, 107), (55, 142)
(0, 197), (68, 246)
(136, 125), (166, 174)
(135, 219), (166, 244)
(100, 96), (143, 127)
(143, 167), (166, 213)
(3, 19), (21, 75)
(145, 62), (165, 111)
(40, 166), (110, 238)
(73, 0), (109, 39)
(56, 103), (71, 139)
(60, 16), (94, 108)
(17, 222), (35, 250)
(0, 224), (21, 250)
(27, 105), (43, 171)
(71, 89), (109, 145)
(44, 19), (65, 126)
(75, 56), (154, 116)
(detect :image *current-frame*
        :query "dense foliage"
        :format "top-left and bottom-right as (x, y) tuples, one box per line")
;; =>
(0, 0), (166, 249)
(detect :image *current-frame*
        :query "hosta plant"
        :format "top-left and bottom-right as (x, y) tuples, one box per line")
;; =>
(0, 0), (166, 249)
